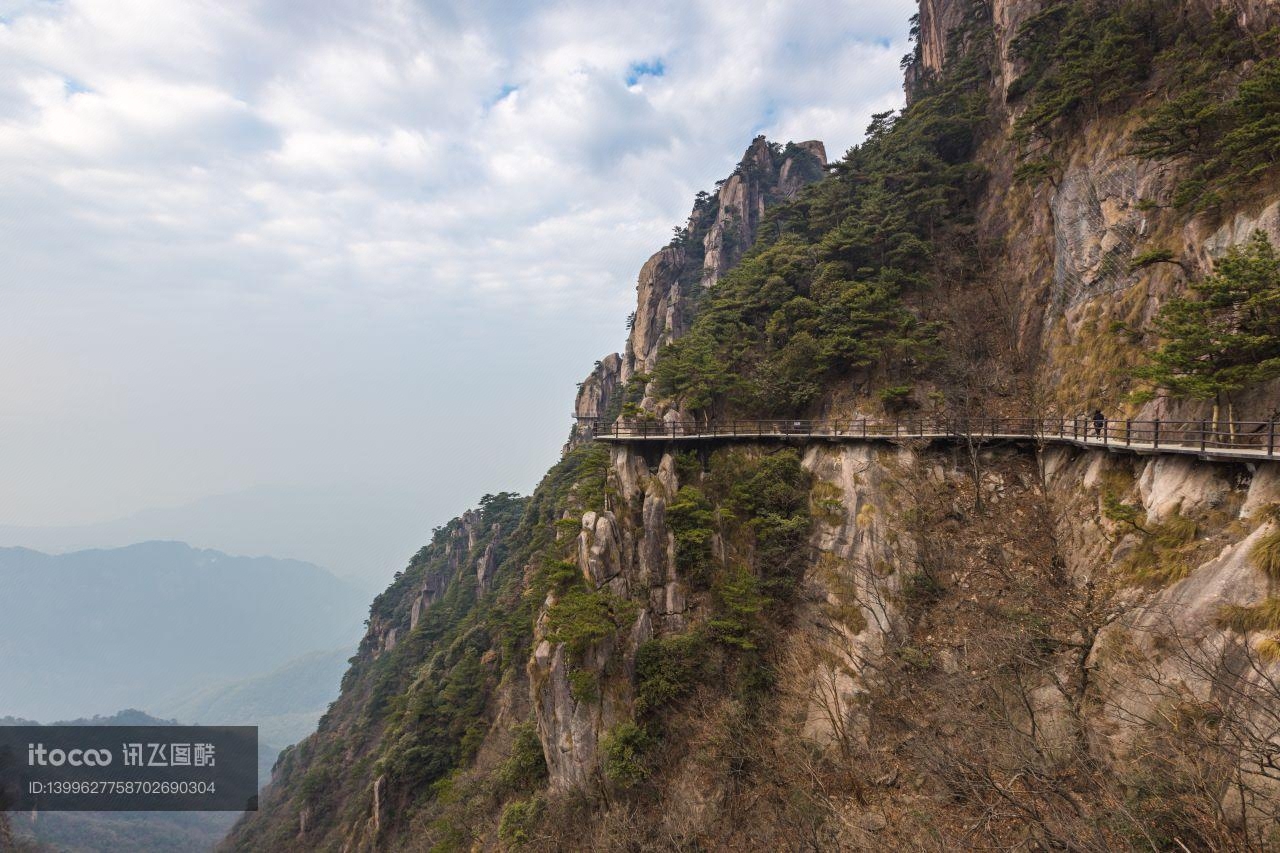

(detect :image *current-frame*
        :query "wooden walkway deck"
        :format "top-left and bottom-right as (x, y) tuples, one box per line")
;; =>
(585, 416), (1280, 464)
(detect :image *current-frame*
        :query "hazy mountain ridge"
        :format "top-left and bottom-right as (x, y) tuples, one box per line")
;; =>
(157, 648), (352, 747)
(0, 542), (365, 721)
(0, 484), (435, 590)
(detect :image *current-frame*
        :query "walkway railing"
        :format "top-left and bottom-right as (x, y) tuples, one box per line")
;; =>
(586, 416), (1280, 459)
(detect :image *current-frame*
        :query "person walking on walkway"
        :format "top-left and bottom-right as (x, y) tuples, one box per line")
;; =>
(1092, 408), (1105, 438)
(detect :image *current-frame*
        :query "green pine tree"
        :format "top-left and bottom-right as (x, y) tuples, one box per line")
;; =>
(1138, 231), (1280, 431)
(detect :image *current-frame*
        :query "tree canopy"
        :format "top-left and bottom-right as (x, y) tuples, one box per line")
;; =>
(1138, 231), (1280, 418)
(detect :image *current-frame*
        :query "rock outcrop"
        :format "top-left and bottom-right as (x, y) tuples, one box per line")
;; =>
(566, 135), (827, 440)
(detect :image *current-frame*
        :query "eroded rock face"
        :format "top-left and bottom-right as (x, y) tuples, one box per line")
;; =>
(913, 0), (971, 82)
(912, 0), (1280, 422)
(578, 511), (625, 592)
(476, 527), (500, 593)
(530, 602), (651, 790)
(1035, 444), (1280, 821)
(565, 354), (624, 451)
(531, 638), (605, 790)
(533, 440), (925, 787)
(1048, 150), (1165, 315)
(538, 426), (1280, 802)
(794, 444), (913, 748)
(530, 451), (671, 789)
(575, 354), (624, 421)
(377, 508), (492, 650)
(619, 136), (829, 393)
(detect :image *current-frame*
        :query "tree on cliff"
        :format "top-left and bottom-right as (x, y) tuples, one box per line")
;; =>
(1137, 231), (1280, 429)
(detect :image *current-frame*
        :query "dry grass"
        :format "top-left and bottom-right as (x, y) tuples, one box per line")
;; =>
(1255, 635), (1280, 664)
(1049, 285), (1149, 415)
(1217, 597), (1280, 634)
(1119, 511), (1199, 588)
(1154, 514), (1198, 549)
(1248, 527), (1280, 581)
(810, 482), (846, 526)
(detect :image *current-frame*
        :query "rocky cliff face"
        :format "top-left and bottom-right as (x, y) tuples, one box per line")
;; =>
(904, 0), (1280, 423)
(528, 441), (1280, 847)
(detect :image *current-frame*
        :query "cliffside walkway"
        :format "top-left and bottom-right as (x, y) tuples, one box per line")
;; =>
(587, 416), (1280, 464)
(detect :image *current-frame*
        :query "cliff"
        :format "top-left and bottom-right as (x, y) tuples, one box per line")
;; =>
(227, 1), (1280, 850)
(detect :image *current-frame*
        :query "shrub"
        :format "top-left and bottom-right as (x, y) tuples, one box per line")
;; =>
(634, 633), (709, 717)
(1128, 248), (1176, 272)
(649, 18), (989, 419)
(601, 722), (649, 789)
(567, 669), (599, 704)
(1136, 232), (1280, 417)
(533, 559), (581, 599)
(298, 765), (331, 803)
(498, 797), (542, 848)
(1010, 0), (1177, 142)
(544, 587), (637, 657)
(553, 517), (582, 539)
(727, 451), (812, 596)
(495, 722), (547, 793)
(709, 565), (768, 651)
(901, 570), (944, 610)
(898, 646), (933, 672)
(666, 485), (716, 586)
(1103, 492), (1146, 531)
(878, 384), (916, 413)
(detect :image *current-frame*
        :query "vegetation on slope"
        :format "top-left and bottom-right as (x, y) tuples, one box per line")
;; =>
(1135, 231), (1280, 424)
(1010, 0), (1280, 213)
(230, 446), (611, 850)
(652, 6), (993, 419)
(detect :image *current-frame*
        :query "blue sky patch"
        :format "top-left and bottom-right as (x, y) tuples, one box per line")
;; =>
(625, 59), (665, 86)
(487, 83), (518, 107)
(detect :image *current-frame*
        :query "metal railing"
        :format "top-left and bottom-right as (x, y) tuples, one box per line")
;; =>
(584, 416), (1280, 458)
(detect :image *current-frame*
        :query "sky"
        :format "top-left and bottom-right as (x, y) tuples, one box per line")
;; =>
(0, 0), (916, 584)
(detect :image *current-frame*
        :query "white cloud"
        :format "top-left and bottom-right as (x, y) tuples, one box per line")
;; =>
(2, 0), (915, 309)
(0, 0), (916, 563)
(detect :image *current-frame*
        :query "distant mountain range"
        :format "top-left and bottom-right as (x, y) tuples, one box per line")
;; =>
(0, 483), (447, 588)
(156, 647), (352, 747)
(0, 541), (365, 721)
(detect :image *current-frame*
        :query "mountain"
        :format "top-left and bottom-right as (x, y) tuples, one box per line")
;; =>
(230, 2), (1280, 850)
(0, 483), (433, 590)
(158, 648), (352, 747)
(0, 542), (365, 721)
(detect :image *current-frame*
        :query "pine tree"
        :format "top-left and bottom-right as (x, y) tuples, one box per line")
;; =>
(1138, 231), (1280, 430)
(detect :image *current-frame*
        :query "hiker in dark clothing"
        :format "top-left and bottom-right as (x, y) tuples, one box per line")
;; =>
(1092, 409), (1105, 437)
